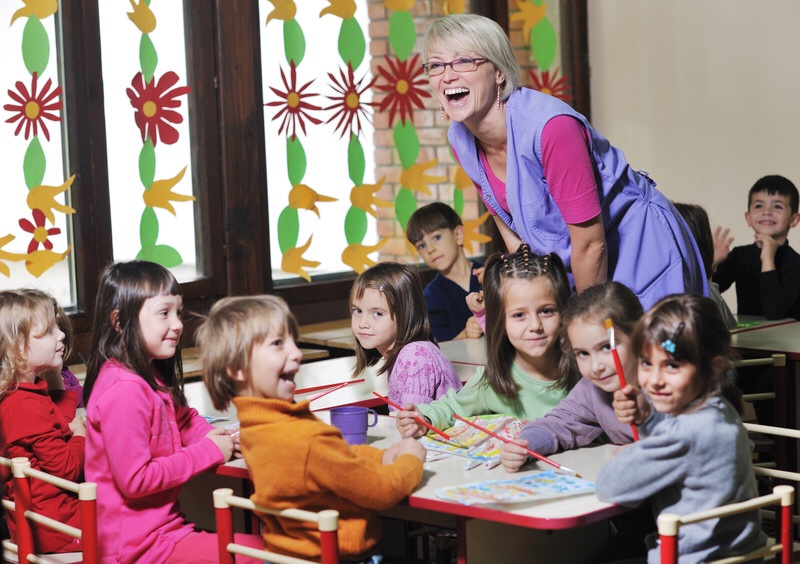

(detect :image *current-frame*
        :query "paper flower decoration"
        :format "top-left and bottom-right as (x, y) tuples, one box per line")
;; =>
(19, 209), (60, 253)
(126, 71), (191, 146)
(342, 240), (386, 273)
(399, 160), (446, 196)
(325, 63), (376, 139)
(375, 54), (430, 127)
(265, 0), (297, 24)
(25, 246), (71, 278)
(9, 0), (57, 26)
(510, 0), (547, 45)
(266, 61), (323, 139)
(127, 0), (156, 34)
(143, 166), (195, 215)
(350, 177), (392, 218)
(4, 72), (62, 141)
(281, 237), (320, 282)
(288, 184), (337, 216)
(528, 69), (572, 102)
(320, 0), (356, 19)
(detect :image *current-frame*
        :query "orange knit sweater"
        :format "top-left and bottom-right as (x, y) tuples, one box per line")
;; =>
(234, 396), (423, 560)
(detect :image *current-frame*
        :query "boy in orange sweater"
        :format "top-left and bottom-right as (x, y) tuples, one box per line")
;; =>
(198, 295), (425, 563)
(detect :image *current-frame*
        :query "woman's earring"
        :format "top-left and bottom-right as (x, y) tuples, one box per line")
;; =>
(496, 84), (501, 110)
(440, 104), (445, 121)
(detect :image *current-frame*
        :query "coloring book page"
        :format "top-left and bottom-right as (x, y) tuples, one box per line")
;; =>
(418, 414), (528, 461)
(435, 469), (596, 505)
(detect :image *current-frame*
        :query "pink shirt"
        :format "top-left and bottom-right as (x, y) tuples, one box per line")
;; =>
(388, 341), (462, 409)
(479, 115), (601, 224)
(85, 360), (222, 564)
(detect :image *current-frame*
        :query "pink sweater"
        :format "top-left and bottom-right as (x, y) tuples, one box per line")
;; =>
(85, 360), (222, 564)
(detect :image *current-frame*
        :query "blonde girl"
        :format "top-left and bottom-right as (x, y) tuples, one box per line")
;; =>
(596, 294), (763, 563)
(396, 244), (578, 437)
(351, 261), (462, 409)
(501, 282), (643, 472)
(0, 289), (84, 553)
(83, 261), (261, 564)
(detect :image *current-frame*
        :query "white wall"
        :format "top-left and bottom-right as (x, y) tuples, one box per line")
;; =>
(587, 1), (800, 311)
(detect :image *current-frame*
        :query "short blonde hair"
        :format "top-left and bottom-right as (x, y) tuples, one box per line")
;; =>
(422, 14), (520, 101)
(197, 295), (299, 411)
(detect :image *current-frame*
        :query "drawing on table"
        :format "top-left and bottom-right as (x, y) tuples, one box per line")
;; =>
(435, 469), (595, 505)
(419, 415), (528, 461)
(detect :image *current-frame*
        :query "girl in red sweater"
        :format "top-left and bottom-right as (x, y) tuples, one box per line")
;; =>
(0, 289), (85, 553)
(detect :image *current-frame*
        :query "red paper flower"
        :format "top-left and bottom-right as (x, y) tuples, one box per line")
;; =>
(19, 209), (61, 253)
(126, 71), (191, 146)
(265, 61), (323, 139)
(528, 68), (573, 102)
(4, 72), (62, 141)
(325, 63), (376, 139)
(374, 54), (430, 127)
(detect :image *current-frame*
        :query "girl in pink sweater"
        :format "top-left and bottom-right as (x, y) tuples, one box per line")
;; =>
(83, 261), (262, 564)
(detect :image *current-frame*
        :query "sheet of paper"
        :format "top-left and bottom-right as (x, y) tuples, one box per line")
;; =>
(434, 469), (595, 505)
(418, 414), (528, 461)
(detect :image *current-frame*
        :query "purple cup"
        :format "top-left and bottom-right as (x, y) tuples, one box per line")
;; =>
(330, 406), (378, 445)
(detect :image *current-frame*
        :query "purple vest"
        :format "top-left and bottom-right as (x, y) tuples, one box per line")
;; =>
(449, 88), (707, 310)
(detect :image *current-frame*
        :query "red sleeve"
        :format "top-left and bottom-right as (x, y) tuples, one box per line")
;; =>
(541, 115), (601, 224)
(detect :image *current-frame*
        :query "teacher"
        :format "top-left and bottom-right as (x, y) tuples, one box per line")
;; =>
(422, 14), (707, 309)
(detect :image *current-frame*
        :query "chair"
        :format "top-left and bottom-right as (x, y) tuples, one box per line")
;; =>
(0, 457), (97, 564)
(213, 487), (339, 564)
(657, 485), (794, 564)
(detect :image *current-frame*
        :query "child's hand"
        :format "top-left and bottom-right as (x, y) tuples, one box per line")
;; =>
(395, 404), (428, 438)
(206, 428), (235, 462)
(464, 316), (484, 339)
(754, 233), (779, 270)
(465, 291), (484, 314)
(500, 439), (529, 473)
(712, 225), (734, 270)
(613, 385), (649, 425)
(383, 438), (426, 464)
(472, 266), (485, 285)
(69, 415), (86, 437)
(226, 428), (242, 459)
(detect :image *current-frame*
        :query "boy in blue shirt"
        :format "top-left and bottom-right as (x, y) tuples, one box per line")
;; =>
(712, 175), (800, 320)
(405, 203), (483, 341)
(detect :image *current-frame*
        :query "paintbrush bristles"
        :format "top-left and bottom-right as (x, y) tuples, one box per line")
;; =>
(604, 318), (616, 348)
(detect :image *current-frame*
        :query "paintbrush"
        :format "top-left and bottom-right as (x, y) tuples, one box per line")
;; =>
(604, 318), (640, 441)
(371, 391), (453, 442)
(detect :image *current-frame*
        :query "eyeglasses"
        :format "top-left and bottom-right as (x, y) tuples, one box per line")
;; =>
(421, 57), (488, 76)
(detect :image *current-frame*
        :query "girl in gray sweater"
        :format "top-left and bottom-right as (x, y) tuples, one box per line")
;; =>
(596, 294), (764, 563)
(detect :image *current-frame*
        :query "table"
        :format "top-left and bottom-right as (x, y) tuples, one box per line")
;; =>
(439, 338), (487, 366)
(731, 315), (797, 334)
(298, 319), (355, 350)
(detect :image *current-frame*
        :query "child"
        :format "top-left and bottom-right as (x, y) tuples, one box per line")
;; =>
(0, 289), (85, 553)
(82, 261), (262, 564)
(197, 294), (425, 563)
(595, 294), (764, 563)
(396, 245), (579, 437)
(712, 174), (800, 320)
(405, 202), (483, 341)
(499, 282), (642, 472)
(351, 262), (462, 409)
(672, 202), (737, 329)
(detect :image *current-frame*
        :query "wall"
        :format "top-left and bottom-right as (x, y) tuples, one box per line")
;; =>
(588, 1), (800, 311)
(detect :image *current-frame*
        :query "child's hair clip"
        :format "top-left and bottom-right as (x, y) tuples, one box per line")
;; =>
(661, 321), (685, 355)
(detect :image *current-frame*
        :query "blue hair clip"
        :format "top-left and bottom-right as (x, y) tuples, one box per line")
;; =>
(661, 322), (685, 355)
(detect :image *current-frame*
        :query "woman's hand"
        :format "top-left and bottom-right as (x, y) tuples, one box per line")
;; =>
(395, 404), (429, 438)
(500, 438), (529, 473)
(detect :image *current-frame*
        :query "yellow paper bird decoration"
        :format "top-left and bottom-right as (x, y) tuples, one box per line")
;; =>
(342, 240), (386, 274)
(0, 235), (28, 277)
(265, 0), (297, 24)
(143, 166), (195, 215)
(510, 0), (547, 45)
(282, 237), (320, 282)
(453, 166), (474, 191)
(288, 184), (337, 217)
(10, 0), (57, 26)
(399, 160), (446, 196)
(127, 0), (156, 34)
(350, 177), (392, 218)
(25, 245), (71, 278)
(384, 0), (415, 12)
(320, 0), (356, 19)
(27, 175), (76, 225)
(442, 0), (465, 14)
(462, 211), (492, 253)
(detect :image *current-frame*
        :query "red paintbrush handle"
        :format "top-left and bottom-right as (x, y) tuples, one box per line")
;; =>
(371, 392), (452, 441)
(611, 349), (639, 441)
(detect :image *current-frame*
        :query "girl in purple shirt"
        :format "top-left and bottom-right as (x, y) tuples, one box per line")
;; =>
(350, 262), (462, 409)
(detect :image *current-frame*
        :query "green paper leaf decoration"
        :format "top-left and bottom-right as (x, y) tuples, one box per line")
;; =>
(453, 190), (464, 216)
(23, 137), (46, 190)
(532, 0), (544, 5)
(277, 206), (299, 253)
(393, 121), (420, 169)
(139, 139), (156, 189)
(344, 206), (367, 244)
(531, 18), (556, 72)
(388, 11), (415, 61)
(287, 137), (306, 185)
(348, 135), (365, 186)
(394, 187), (417, 229)
(22, 17), (49, 76)
(338, 19), (365, 69)
(140, 33), (158, 83)
(138, 244), (183, 267)
(284, 19), (305, 66)
(140, 207), (159, 247)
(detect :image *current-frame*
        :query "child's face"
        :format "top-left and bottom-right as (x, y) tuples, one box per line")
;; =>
(138, 294), (183, 362)
(503, 278), (561, 371)
(745, 191), (800, 241)
(414, 227), (464, 273)
(351, 288), (397, 357)
(239, 330), (302, 401)
(637, 344), (702, 416)
(567, 319), (632, 393)
(21, 321), (65, 382)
